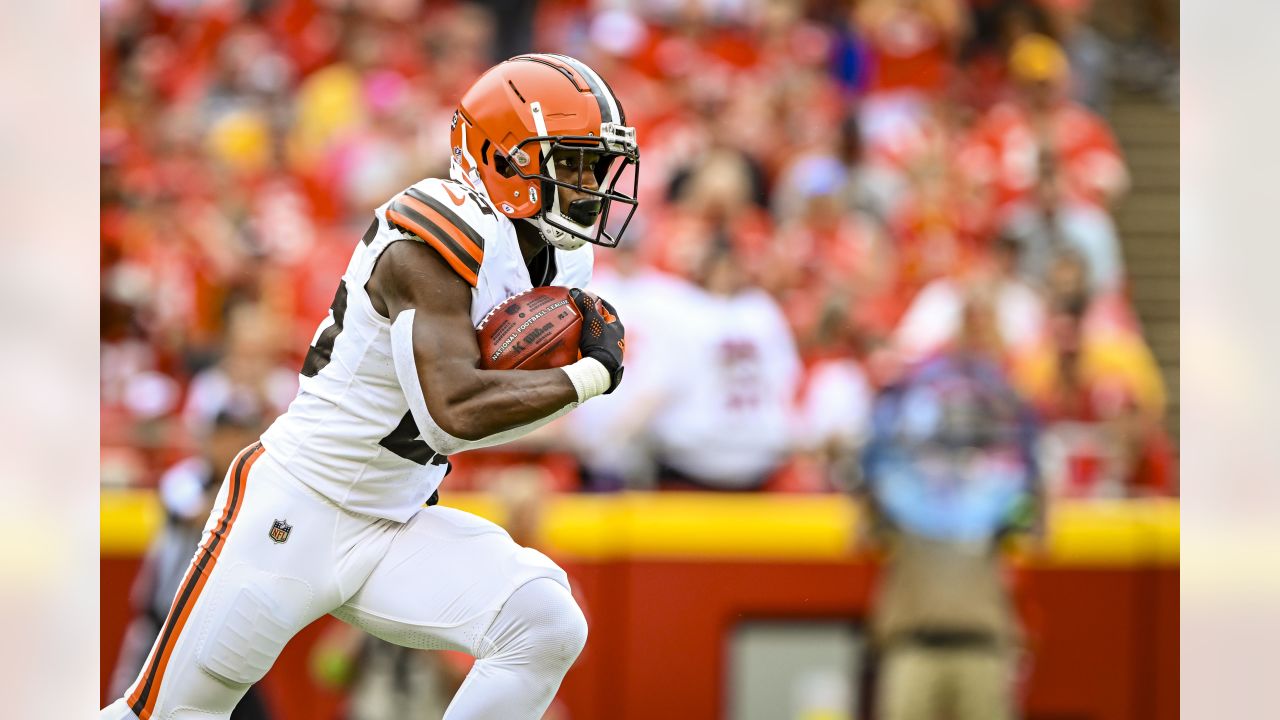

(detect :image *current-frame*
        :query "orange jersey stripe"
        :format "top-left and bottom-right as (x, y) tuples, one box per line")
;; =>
(386, 205), (481, 287)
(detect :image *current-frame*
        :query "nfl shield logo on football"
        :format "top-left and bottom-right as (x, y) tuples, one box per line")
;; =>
(269, 519), (292, 544)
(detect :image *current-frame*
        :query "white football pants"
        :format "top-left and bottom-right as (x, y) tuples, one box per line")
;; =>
(101, 442), (586, 720)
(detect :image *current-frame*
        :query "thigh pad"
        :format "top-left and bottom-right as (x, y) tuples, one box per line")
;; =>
(194, 563), (315, 686)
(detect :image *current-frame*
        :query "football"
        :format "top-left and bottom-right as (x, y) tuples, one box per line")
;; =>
(477, 286), (584, 370)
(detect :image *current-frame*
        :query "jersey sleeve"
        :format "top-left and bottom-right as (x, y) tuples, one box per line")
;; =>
(384, 184), (487, 287)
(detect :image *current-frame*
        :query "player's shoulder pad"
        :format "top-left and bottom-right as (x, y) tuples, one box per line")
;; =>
(385, 179), (497, 288)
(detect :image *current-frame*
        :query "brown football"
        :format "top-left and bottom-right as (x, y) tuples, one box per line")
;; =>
(477, 286), (583, 370)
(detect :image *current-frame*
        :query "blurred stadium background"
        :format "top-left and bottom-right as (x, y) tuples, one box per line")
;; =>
(100, 0), (1178, 718)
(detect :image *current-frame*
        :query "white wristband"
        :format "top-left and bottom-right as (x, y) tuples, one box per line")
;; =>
(561, 356), (612, 403)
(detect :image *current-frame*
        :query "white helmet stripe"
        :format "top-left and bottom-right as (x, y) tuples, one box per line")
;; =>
(548, 53), (621, 125)
(529, 100), (560, 217)
(457, 120), (484, 192)
(458, 120), (478, 171)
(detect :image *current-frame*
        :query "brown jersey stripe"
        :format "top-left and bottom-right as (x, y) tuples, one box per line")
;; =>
(405, 187), (488, 259)
(128, 443), (264, 720)
(387, 200), (481, 287)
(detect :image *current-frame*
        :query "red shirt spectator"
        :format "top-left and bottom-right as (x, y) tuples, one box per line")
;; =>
(854, 0), (967, 97)
(958, 34), (1128, 212)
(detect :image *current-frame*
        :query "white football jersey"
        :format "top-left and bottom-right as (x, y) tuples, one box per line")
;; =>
(261, 173), (592, 522)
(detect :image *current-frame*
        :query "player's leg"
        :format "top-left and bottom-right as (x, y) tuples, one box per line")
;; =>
(441, 577), (587, 719)
(102, 444), (350, 720)
(332, 505), (587, 720)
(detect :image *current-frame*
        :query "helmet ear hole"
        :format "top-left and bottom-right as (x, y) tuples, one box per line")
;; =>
(494, 153), (517, 178)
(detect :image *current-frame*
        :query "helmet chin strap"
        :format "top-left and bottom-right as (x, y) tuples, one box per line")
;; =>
(520, 216), (589, 251)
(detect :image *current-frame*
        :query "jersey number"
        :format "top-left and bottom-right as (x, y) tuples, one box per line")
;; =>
(302, 226), (449, 469)
(459, 185), (495, 216)
(301, 280), (348, 378)
(379, 411), (447, 466)
(306, 216), (380, 376)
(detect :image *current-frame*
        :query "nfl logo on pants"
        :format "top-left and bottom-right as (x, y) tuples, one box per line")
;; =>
(269, 519), (292, 544)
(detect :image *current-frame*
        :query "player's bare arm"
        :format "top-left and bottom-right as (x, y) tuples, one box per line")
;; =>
(368, 239), (579, 440)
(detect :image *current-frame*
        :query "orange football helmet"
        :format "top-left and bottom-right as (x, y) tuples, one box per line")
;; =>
(450, 54), (639, 250)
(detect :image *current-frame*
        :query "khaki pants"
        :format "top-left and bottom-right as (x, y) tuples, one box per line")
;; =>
(878, 644), (1015, 720)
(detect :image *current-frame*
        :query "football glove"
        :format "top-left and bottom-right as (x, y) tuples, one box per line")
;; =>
(569, 288), (625, 394)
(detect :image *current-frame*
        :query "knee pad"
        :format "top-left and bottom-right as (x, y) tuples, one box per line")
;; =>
(194, 565), (314, 686)
(483, 578), (588, 674)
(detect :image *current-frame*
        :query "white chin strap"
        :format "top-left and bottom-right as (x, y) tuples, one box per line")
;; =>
(528, 100), (593, 251)
(526, 216), (589, 251)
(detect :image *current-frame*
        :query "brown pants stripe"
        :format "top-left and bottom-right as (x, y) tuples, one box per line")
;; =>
(127, 442), (264, 720)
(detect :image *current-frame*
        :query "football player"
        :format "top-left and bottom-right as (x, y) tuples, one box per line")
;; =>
(102, 53), (636, 720)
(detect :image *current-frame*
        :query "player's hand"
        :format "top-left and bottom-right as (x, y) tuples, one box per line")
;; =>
(569, 288), (625, 393)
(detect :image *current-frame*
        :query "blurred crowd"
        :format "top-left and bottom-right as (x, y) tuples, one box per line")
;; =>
(101, 0), (1178, 502)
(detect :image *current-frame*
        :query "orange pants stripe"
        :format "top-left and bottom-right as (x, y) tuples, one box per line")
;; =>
(126, 442), (264, 720)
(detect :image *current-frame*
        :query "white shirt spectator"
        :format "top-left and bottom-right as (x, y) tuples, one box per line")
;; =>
(183, 364), (298, 437)
(894, 277), (1047, 364)
(650, 285), (802, 488)
(795, 358), (875, 452)
(564, 264), (695, 484)
(1002, 200), (1125, 294)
